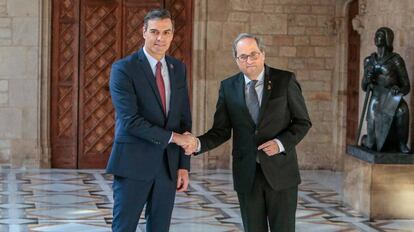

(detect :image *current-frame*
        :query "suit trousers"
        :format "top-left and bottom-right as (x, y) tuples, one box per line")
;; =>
(237, 164), (298, 232)
(112, 154), (176, 232)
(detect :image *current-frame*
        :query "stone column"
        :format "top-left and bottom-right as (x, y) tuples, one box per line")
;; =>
(0, 0), (43, 167)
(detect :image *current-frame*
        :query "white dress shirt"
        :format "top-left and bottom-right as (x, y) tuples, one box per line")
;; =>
(143, 47), (171, 114)
(143, 47), (173, 142)
(244, 69), (285, 155)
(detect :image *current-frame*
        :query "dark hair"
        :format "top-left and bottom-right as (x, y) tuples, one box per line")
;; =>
(232, 33), (265, 58)
(143, 9), (173, 31)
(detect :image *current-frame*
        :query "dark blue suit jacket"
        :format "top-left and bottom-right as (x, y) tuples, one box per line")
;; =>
(106, 48), (191, 181)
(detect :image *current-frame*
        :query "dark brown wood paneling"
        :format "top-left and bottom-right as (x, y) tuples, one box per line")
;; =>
(166, 0), (193, 87)
(51, 0), (80, 168)
(346, 0), (360, 145)
(78, 0), (122, 168)
(123, 0), (162, 56)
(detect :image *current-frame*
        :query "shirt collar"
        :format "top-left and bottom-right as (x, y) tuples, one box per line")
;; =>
(244, 67), (265, 86)
(143, 47), (166, 69)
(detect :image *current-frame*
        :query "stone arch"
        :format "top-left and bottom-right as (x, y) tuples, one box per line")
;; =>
(331, 0), (363, 170)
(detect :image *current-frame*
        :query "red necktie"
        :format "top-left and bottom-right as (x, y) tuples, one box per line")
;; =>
(155, 62), (166, 114)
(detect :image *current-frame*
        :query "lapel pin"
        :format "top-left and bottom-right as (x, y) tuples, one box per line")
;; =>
(268, 81), (272, 90)
(169, 64), (174, 69)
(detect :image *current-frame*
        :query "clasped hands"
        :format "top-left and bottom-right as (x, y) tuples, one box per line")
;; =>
(172, 132), (198, 155)
(173, 132), (280, 156)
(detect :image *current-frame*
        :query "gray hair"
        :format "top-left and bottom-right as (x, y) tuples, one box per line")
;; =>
(143, 9), (174, 31)
(232, 33), (265, 58)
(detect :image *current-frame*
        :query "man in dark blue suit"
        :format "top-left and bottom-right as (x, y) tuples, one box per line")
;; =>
(106, 9), (195, 232)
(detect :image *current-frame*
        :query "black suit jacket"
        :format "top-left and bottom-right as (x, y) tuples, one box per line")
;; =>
(106, 48), (191, 181)
(198, 65), (311, 193)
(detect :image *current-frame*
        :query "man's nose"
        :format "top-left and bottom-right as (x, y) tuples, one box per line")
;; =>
(246, 56), (255, 64)
(156, 34), (164, 41)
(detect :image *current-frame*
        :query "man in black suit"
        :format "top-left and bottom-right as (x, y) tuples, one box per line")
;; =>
(107, 9), (195, 232)
(185, 33), (311, 232)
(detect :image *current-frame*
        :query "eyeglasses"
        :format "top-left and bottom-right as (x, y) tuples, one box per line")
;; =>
(236, 51), (261, 62)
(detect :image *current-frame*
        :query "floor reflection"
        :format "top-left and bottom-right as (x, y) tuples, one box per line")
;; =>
(0, 168), (412, 231)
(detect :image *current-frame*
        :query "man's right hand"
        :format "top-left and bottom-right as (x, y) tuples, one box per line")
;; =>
(172, 132), (198, 155)
(182, 132), (199, 155)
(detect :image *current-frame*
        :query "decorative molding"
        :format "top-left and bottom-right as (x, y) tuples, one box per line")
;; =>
(359, 0), (367, 15)
(39, 0), (53, 167)
(352, 14), (364, 35)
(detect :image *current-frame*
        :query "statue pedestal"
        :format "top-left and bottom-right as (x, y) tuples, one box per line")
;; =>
(344, 145), (414, 219)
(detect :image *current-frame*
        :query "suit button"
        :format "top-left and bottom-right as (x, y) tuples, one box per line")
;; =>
(255, 130), (258, 135)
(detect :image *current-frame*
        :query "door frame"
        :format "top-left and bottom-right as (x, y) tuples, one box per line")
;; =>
(38, 0), (53, 168)
(345, 0), (360, 146)
(330, 0), (363, 170)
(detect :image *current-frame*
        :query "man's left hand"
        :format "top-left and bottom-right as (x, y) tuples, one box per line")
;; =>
(176, 169), (189, 192)
(258, 140), (280, 156)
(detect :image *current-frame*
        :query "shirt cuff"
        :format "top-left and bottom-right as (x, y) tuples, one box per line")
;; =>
(274, 139), (285, 153)
(196, 138), (201, 152)
(168, 132), (173, 143)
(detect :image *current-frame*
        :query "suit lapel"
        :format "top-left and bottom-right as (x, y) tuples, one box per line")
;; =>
(258, 65), (272, 125)
(165, 57), (176, 123)
(235, 73), (256, 126)
(136, 49), (165, 117)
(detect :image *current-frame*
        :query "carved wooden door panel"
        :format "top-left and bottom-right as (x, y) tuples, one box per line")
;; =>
(77, 0), (122, 168)
(51, 0), (80, 168)
(346, 0), (360, 145)
(165, 0), (192, 77)
(51, 0), (192, 168)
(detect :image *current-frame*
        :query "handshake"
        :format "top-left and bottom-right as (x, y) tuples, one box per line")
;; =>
(171, 132), (198, 155)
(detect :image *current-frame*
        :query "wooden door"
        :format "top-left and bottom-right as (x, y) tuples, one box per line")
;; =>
(51, 0), (193, 168)
(346, 0), (360, 145)
(77, 0), (122, 168)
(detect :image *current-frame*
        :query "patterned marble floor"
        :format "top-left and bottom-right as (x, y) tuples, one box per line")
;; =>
(0, 167), (413, 232)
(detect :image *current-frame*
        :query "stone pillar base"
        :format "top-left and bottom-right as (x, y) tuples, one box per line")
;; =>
(344, 145), (414, 219)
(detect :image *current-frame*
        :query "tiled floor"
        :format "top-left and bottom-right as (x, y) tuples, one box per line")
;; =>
(0, 168), (413, 232)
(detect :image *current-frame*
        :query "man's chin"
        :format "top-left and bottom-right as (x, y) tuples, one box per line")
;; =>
(152, 49), (168, 56)
(245, 68), (257, 74)
(155, 44), (169, 50)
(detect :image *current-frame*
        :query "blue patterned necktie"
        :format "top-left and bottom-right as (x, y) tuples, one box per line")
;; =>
(246, 80), (259, 124)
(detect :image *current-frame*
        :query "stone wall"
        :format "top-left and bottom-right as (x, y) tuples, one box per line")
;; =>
(0, 0), (41, 166)
(192, 0), (340, 170)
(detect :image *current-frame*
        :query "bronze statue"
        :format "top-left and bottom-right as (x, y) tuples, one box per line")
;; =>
(360, 27), (411, 153)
